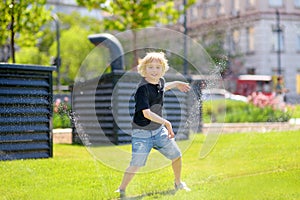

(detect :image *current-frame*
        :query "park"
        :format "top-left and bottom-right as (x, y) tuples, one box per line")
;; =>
(1, 1), (300, 199)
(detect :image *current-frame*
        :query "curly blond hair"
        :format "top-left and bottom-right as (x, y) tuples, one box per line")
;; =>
(137, 52), (169, 77)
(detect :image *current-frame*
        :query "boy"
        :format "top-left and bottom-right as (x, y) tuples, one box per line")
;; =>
(115, 52), (191, 197)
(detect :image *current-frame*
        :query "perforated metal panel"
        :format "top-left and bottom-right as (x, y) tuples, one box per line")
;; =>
(72, 71), (192, 145)
(0, 64), (55, 160)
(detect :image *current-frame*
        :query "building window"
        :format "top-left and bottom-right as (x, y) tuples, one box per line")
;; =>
(246, 0), (256, 8)
(247, 68), (256, 75)
(269, 0), (283, 7)
(231, 0), (240, 16)
(295, 0), (300, 8)
(272, 25), (284, 52)
(202, 3), (208, 18)
(295, 24), (300, 51)
(297, 34), (300, 51)
(233, 29), (240, 43)
(190, 5), (199, 21)
(230, 29), (240, 53)
(297, 71), (300, 94)
(202, 2), (214, 19)
(246, 27), (255, 53)
(217, 0), (225, 15)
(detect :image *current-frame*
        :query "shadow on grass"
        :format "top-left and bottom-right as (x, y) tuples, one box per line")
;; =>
(120, 189), (176, 199)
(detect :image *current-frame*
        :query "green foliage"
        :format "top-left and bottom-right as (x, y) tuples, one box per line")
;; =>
(53, 97), (72, 128)
(77, 0), (196, 68)
(49, 25), (94, 85)
(203, 100), (292, 123)
(49, 12), (103, 85)
(4, 10), (103, 84)
(102, 1), (179, 31)
(57, 12), (103, 33)
(0, 1), (11, 45)
(15, 46), (49, 65)
(53, 114), (71, 129)
(0, 0), (51, 62)
(77, 0), (196, 30)
(290, 104), (300, 118)
(38, 11), (103, 60)
(200, 32), (229, 75)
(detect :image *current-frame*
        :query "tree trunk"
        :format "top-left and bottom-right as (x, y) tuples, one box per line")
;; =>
(10, 0), (16, 63)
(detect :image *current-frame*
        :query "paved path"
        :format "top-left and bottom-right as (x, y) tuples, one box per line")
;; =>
(53, 122), (300, 144)
(202, 122), (300, 134)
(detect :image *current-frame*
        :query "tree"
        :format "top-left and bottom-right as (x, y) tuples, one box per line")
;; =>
(12, 11), (103, 86)
(76, 0), (195, 68)
(47, 12), (103, 86)
(0, 0), (51, 63)
(49, 25), (95, 86)
(38, 11), (103, 63)
(15, 46), (49, 64)
(56, 11), (102, 33)
(201, 32), (229, 77)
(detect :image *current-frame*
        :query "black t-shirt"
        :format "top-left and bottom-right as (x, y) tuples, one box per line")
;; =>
(132, 77), (165, 130)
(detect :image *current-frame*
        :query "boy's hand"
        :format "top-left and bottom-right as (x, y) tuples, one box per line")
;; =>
(164, 121), (175, 139)
(177, 82), (190, 93)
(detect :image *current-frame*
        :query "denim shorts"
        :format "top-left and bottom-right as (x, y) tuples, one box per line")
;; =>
(130, 126), (182, 167)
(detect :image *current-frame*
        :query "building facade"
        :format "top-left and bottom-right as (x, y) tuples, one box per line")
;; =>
(185, 0), (300, 103)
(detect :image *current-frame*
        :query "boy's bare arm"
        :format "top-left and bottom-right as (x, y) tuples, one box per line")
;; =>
(165, 81), (190, 92)
(142, 109), (175, 138)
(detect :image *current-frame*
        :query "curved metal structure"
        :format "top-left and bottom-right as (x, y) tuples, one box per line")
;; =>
(88, 33), (125, 71)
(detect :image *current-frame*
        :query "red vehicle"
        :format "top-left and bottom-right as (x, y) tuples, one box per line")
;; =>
(234, 75), (273, 96)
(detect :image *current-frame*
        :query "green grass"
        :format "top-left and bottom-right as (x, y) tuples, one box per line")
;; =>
(1, 130), (300, 200)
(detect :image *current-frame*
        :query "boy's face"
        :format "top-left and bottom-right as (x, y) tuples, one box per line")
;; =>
(144, 60), (164, 83)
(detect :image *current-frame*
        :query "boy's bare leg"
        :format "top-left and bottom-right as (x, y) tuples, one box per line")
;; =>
(172, 157), (182, 186)
(119, 166), (140, 190)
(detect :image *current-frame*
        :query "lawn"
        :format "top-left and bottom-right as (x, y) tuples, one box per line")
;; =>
(1, 130), (300, 200)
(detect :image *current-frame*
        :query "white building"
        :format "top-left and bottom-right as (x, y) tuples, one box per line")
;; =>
(185, 0), (300, 103)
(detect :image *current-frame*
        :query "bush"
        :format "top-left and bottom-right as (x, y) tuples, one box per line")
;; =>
(290, 104), (300, 118)
(203, 98), (292, 123)
(53, 97), (72, 128)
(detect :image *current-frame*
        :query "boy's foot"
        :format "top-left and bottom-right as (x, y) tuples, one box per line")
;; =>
(115, 188), (126, 198)
(174, 182), (191, 192)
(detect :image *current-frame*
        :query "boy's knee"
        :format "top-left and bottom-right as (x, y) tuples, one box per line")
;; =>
(172, 156), (182, 162)
(126, 166), (140, 173)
